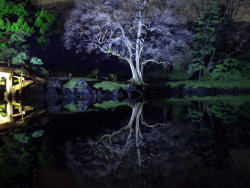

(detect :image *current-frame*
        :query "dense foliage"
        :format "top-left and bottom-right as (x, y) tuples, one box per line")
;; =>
(188, 0), (250, 82)
(190, 1), (220, 80)
(0, 0), (57, 71)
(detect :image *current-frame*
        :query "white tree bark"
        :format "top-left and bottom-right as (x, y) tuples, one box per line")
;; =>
(63, 0), (192, 85)
(135, 15), (143, 82)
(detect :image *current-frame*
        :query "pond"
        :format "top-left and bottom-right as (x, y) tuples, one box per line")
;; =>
(0, 95), (250, 188)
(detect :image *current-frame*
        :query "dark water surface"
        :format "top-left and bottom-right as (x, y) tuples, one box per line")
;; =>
(1, 95), (250, 188)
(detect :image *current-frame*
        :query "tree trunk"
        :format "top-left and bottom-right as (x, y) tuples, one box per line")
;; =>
(128, 61), (143, 84)
(198, 61), (204, 81)
(135, 104), (143, 167)
(198, 68), (202, 81)
(136, 17), (142, 81)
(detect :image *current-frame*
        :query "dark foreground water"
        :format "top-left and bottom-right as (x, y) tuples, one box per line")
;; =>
(0, 95), (250, 188)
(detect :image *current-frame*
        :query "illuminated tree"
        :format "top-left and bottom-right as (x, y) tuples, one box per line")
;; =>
(63, 0), (192, 84)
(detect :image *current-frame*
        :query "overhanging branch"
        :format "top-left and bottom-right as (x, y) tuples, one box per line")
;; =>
(141, 59), (167, 66)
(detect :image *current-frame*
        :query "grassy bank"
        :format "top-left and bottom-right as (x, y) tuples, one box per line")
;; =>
(166, 95), (250, 104)
(63, 77), (99, 89)
(93, 101), (127, 109)
(166, 80), (250, 89)
(63, 77), (128, 91)
(144, 68), (250, 89)
(93, 81), (127, 91)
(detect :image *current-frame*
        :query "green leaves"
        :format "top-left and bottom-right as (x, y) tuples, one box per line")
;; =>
(4, 18), (34, 34)
(31, 130), (44, 138)
(0, 0), (58, 63)
(12, 52), (28, 64)
(11, 52), (43, 66)
(30, 57), (43, 65)
(0, 0), (34, 35)
(14, 133), (29, 144)
(35, 9), (56, 35)
(190, 1), (221, 77)
(188, 63), (203, 74)
(10, 31), (30, 43)
(211, 58), (243, 80)
(209, 103), (237, 124)
(0, 104), (6, 117)
(187, 108), (202, 123)
(0, 1), (32, 61)
(0, 0), (27, 18)
(34, 9), (57, 45)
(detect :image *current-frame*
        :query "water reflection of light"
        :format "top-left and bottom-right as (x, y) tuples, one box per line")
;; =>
(0, 99), (34, 129)
(0, 72), (13, 93)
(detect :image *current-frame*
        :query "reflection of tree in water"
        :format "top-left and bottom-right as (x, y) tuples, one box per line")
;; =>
(184, 99), (250, 188)
(187, 101), (240, 126)
(65, 103), (192, 184)
(0, 115), (53, 188)
(187, 100), (248, 170)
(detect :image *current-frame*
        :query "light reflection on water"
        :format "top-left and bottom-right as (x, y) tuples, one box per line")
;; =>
(0, 95), (250, 188)
(0, 98), (38, 131)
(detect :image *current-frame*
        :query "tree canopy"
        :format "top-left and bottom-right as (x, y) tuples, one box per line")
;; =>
(63, 0), (192, 84)
(0, 0), (57, 66)
(188, 0), (250, 81)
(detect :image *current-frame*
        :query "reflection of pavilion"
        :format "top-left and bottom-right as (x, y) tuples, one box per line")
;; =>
(0, 65), (46, 131)
(0, 67), (34, 96)
(0, 99), (34, 130)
